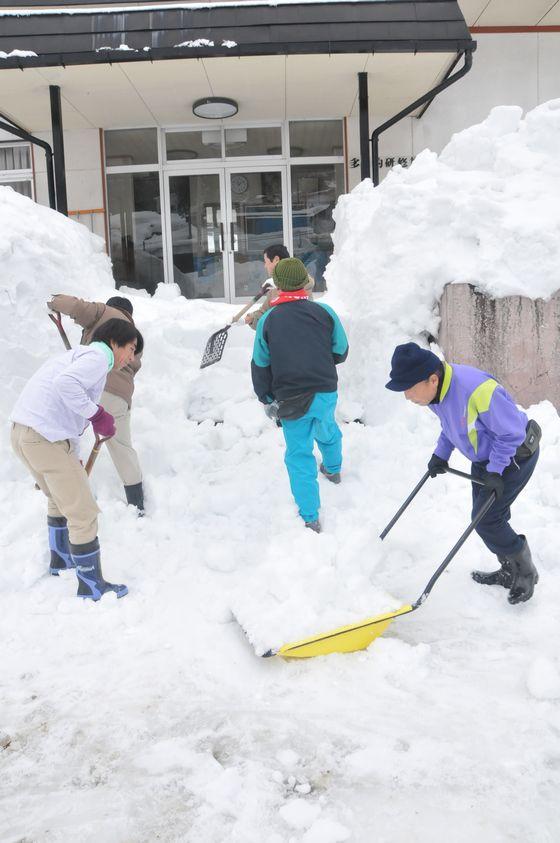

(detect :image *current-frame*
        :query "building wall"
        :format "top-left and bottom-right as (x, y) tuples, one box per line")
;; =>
(347, 32), (560, 191)
(33, 127), (107, 242)
(22, 31), (560, 256)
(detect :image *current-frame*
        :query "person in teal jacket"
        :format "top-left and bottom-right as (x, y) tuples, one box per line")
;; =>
(251, 258), (348, 533)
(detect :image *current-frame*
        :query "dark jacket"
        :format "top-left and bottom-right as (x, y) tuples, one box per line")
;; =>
(251, 298), (348, 404)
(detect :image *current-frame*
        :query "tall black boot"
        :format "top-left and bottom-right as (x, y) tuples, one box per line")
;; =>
(471, 556), (513, 589)
(70, 537), (128, 601)
(47, 515), (74, 575)
(124, 482), (144, 517)
(506, 536), (539, 605)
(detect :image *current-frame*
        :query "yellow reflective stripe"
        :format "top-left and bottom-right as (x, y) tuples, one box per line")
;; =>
(467, 378), (498, 453)
(440, 362), (453, 402)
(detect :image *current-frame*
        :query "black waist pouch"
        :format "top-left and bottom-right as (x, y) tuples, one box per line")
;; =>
(516, 419), (542, 460)
(278, 391), (315, 421)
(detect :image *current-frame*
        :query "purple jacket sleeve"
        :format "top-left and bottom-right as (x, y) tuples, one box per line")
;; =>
(479, 387), (527, 475)
(434, 430), (455, 461)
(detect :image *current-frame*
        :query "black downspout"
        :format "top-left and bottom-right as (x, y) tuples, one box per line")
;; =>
(49, 85), (68, 216)
(371, 49), (474, 187)
(358, 71), (371, 181)
(0, 115), (57, 210)
(417, 52), (463, 120)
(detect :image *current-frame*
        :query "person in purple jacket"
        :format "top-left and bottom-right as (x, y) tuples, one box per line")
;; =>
(386, 342), (541, 605)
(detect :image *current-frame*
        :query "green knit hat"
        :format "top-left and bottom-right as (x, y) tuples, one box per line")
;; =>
(272, 257), (308, 291)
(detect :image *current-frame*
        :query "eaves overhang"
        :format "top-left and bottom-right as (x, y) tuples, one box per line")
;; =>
(0, 0), (475, 71)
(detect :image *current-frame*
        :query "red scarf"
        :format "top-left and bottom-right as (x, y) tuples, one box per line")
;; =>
(270, 288), (309, 307)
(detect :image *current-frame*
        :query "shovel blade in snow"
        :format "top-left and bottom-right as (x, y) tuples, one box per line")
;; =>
(263, 604), (415, 659)
(200, 325), (231, 369)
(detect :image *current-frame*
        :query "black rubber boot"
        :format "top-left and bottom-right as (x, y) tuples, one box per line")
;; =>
(506, 537), (539, 605)
(320, 464), (341, 485)
(471, 556), (513, 589)
(70, 537), (128, 601)
(124, 482), (145, 517)
(305, 520), (322, 533)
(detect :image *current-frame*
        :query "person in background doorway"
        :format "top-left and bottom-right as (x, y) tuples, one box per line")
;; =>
(10, 318), (142, 600)
(251, 258), (348, 533)
(245, 245), (315, 331)
(47, 293), (145, 515)
(385, 342), (541, 605)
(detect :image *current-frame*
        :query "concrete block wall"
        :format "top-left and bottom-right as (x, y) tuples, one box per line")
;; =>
(33, 127), (107, 244)
(438, 283), (560, 410)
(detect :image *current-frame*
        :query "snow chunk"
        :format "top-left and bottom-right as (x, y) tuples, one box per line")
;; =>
(96, 44), (137, 52)
(175, 39), (214, 48)
(527, 656), (560, 700)
(303, 818), (351, 843)
(0, 49), (37, 58)
(279, 798), (321, 829)
(276, 748), (300, 768)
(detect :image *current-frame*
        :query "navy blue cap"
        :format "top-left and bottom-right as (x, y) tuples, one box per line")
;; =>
(385, 342), (442, 391)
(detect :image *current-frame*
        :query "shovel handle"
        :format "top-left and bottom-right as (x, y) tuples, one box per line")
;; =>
(445, 466), (486, 486)
(379, 463), (487, 539)
(379, 471), (430, 540)
(48, 311), (72, 350)
(231, 289), (266, 323)
(83, 434), (111, 476)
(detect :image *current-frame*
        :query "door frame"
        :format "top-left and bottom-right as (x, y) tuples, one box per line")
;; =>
(163, 161), (290, 303)
(162, 166), (228, 302)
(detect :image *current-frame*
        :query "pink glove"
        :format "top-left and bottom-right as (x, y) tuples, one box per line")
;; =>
(89, 405), (116, 438)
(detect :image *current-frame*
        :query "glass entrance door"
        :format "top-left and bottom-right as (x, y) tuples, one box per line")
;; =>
(225, 168), (287, 300)
(167, 172), (226, 299)
(165, 166), (288, 302)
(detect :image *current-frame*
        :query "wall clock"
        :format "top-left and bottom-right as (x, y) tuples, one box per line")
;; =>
(231, 174), (249, 194)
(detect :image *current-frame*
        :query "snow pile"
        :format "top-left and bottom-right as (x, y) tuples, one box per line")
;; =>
(329, 99), (560, 422)
(0, 187), (114, 420)
(2, 101), (560, 841)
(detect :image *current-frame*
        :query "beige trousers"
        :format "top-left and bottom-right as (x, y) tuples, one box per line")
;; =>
(101, 391), (142, 487)
(11, 423), (99, 545)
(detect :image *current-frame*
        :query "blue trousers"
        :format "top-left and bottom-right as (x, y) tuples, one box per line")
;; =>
(281, 391), (342, 523)
(471, 448), (539, 556)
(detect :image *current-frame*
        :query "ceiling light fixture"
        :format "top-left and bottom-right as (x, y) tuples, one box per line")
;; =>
(193, 97), (238, 119)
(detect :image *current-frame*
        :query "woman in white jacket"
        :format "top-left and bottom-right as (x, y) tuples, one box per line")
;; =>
(10, 318), (142, 601)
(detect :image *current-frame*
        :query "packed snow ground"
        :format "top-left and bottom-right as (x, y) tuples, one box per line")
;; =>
(2, 101), (560, 842)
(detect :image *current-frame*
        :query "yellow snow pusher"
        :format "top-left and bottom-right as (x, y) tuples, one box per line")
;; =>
(261, 467), (495, 659)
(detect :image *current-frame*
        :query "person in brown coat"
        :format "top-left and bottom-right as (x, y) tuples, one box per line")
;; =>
(47, 293), (145, 514)
(245, 245), (314, 331)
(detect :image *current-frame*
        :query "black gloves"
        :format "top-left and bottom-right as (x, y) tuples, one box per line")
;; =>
(264, 400), (280, 421)
(480, 470), (504, 500)
(428, 453), (448, 478)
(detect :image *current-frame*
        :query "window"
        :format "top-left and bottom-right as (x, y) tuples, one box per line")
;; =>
(0, 179), (32, 198)
(289, 121), (344, 158)
(105, 129), (158, 167)
(225, 126), (282, 157)
(106, 173), (164, 295)
(166, 130), (221, 161)
(291, 163), (344, 292)
(0, 142), (33, 199)
(0, 145), (31, 170)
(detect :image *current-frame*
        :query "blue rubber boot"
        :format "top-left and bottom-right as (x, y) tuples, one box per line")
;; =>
(70, 537), (128, 601)
(48, 516), (75, 576)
